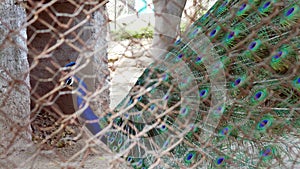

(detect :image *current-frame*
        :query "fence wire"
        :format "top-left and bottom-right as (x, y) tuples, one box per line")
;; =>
(0, 0), (300, 169)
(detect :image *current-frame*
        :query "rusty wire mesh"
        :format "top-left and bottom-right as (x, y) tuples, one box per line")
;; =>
(0, 0), (211, 168)
(0, 0), (300, 169)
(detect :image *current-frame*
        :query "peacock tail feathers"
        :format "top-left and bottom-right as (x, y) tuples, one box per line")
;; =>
(108, 0), (300, 168)
(65, 0), (300, 168)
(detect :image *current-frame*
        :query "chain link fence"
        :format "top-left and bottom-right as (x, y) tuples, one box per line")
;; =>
(0, 0), (300, 169)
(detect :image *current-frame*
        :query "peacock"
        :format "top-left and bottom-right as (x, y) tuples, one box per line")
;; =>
(63, 0), (300, 168)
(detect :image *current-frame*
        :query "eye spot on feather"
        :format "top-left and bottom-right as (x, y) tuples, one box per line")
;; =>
(262, 148), (272, 157)
(234, 78), (241, 86)
(259, 119), (269, 128)
(255, 91), (262, 100)
(127, 156), (133, 162)
(192, 28), (199, 35)
(180, 107), (188, 116)
(210, 29), (217, 36)
(164, 94), (169, 100)
(239, 3), (247, 11)
(220, 127), (229, 136)
(137, 159), (143, 167)
(249, 41), (257, 50)
(260, 146), (276, 160)
(228, 31), (235, 39)
(160, 124), (167, 131)
(177, 53), (184, 59)
(150, 104), (155, 110)
(263, 1), (271, 9)
(272, 51), (282, 60)
(216, 157), (225, 165)
(195, 56), (203, 64)
(199, 89), (208, 98)
(286, 7), (295, 16)
(187, 153), (193, 160)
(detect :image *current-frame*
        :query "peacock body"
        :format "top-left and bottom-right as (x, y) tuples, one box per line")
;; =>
(65, 0), (300, 168)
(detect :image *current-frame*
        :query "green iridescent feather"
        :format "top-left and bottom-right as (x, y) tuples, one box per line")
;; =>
(67, 0), (300, 168)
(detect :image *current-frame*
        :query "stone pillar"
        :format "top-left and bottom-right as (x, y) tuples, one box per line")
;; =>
(0, 1), (32, 168)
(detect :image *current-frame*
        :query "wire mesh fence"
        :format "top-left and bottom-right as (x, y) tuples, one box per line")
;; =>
(0, 0), (300, 169)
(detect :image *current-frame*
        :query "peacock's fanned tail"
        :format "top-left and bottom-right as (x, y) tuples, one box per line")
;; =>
(68, 0), (300, 168)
